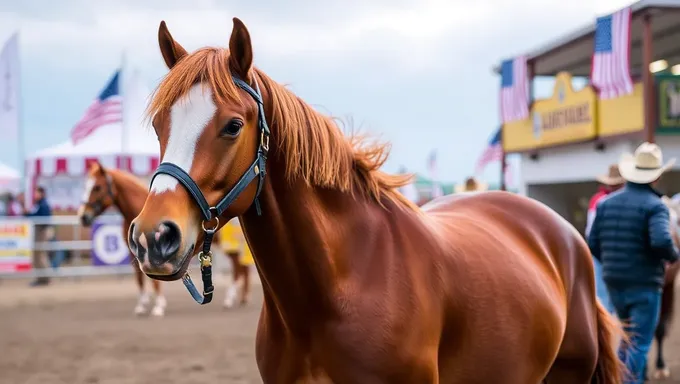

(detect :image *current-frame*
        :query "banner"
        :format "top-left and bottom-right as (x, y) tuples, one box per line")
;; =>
(0, 33), (19, 139)
(0, 219), (33, 272)
(91, 217), (130, 266)
(657, 74), (680, 134)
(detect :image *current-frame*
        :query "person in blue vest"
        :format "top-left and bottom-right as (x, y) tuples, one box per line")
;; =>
(585, 164), (624, 315)
(588, 142), (679, 384)
(25, 186), (52, 287)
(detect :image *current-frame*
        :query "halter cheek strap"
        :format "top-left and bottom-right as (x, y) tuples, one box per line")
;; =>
(149, 76), (270, 305)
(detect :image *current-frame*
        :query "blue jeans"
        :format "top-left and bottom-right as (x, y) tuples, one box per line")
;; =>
(607, 285), (662, 384)
(593, 258), (615, 314)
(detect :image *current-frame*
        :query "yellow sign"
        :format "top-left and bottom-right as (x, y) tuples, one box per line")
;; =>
(599, 82), (644, 137)
(503, 72), (598, 152)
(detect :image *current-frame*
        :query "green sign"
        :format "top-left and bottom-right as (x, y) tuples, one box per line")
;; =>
(657, 74), (680, 134)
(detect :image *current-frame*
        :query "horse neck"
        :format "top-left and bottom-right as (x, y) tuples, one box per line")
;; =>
(240, 161), (379, 333)
(109, 171), (147, 224)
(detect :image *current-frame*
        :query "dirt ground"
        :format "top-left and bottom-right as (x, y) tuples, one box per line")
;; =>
(2, 275), (680, 384)
(0, 274), (263, 384)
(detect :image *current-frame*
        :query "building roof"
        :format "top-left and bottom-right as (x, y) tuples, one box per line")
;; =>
(493, 0), (680, 76)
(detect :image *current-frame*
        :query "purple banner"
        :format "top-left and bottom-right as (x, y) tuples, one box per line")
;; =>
(91, 218), (131, 266)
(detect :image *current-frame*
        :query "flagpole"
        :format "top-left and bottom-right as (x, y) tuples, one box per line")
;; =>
(16, 32), (25, 194)
(120, 50), (127, 157)
(500, 151), (507, 191)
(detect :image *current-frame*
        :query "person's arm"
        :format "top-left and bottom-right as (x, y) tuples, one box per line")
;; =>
(587, 205), (603, 261)
(649, 203), (679, 263)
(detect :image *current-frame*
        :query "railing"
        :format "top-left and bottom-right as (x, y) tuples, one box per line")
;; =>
(0, 215), (231, 280)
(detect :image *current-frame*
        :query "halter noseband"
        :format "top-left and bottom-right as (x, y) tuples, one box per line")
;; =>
(149, 76), (270, 305)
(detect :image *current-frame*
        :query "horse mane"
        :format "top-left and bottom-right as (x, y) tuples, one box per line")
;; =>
(107, 168), (148, 191)
(147, 47), (417, 210)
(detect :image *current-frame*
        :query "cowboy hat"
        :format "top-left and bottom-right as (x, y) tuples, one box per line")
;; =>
(595, 164), (624, 186)
(618, 142), (675, 184)
(454, 177), (489, 193)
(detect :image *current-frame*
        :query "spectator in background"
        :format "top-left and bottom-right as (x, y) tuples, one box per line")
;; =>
(25, 186), (52, 287)
(6, 193), (22, 216)
(585, 164), (624, 314)
(588, 143), (679, 383)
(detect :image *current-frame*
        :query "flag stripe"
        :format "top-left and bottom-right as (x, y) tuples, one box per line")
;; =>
(70, 71), (122, 144)
(591, 7), (633, 100)
(476, 128), (511, 186)
(500, 56), (529, 124)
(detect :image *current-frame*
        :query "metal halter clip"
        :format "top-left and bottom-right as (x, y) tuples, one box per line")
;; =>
(260, 131), (270, 152)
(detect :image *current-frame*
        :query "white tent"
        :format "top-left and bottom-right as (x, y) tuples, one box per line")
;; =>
(26, 69), (161, 209)
(0, 162), (20, 193)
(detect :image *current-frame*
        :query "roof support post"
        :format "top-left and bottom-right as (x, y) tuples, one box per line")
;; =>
(642, 12), (656, 143)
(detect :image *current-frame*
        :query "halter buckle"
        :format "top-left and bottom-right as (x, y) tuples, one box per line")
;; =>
(201, 216), (220, 234)
(261, 131), (270, 152)
(198, 251), (213, 268)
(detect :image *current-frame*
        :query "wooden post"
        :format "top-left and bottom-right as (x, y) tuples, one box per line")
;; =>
(642, 12), (656, 143)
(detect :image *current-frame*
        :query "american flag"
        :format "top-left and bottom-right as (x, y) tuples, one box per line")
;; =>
(70, 70), (123, 144)
(499, 56), (529, 124)
(591, 7), (633, 100)
(476, 128), (512, 185)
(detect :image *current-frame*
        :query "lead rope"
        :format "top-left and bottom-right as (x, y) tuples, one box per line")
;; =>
(181, 216), (218, 305)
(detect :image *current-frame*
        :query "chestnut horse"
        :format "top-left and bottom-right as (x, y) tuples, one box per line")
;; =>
(129, 18), (626, 383)
(78, 161), (167, 316)
(78, 161), (252, 311)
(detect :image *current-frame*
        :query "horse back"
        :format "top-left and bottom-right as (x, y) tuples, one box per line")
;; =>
(421, 191), (591, 314)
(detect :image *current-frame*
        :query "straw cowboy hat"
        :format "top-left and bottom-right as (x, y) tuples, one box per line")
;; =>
(595, 164), (625, 186)
(454, 177), (489, 193)
(618, 142), (675, 184)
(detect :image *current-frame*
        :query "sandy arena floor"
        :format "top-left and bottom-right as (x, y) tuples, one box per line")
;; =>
(2, 274), (680, 383)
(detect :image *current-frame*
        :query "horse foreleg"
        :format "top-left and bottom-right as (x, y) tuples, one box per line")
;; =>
(223, 252), (240, 309)
(653, 316), (671, 380)
(239, 264), (251, 306)
(149, 278), (167, 317)
(132, 261), (150, 316)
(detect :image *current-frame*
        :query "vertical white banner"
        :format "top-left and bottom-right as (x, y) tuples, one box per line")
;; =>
(0, 33), (19, 140)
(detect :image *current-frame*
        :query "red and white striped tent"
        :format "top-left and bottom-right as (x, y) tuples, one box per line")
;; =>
(25, 71), (160, 210)
(0, 162), (20, 194)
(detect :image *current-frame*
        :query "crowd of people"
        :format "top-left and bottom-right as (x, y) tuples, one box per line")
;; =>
(587, 142), (679, 383)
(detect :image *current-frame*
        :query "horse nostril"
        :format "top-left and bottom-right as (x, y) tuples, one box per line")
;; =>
(155, 221), (181, 262)
(128, 223), (139, 256)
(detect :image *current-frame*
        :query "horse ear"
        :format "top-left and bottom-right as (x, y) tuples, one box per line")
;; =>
(90, 160), (105, 175)
(158, 21), (188, 69)
(228, 17), (253, 81)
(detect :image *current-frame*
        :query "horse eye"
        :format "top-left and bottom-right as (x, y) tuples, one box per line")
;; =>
(220, 119), (243, 137)
(92, 185), (101, 193)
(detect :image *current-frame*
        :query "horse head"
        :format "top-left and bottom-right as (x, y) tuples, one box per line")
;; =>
(78, 160), (116, 227)
(129, 18), (266, 280)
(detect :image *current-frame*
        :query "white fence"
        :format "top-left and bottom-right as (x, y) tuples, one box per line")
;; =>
(0, 215), (230, 279)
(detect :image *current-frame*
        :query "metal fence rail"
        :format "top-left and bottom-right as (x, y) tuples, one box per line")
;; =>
(0, 215), (228, 279)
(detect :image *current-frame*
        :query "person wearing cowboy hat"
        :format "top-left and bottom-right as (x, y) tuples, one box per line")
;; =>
(454, 177), (488, 193)
(584, 164), (625, 316)
(588, 142), (679, 383)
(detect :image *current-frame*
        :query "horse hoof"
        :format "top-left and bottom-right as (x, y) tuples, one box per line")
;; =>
(150, 305), (165, 317)
(223, 299), (235, 309)
(134, 305), (147, 316)
(654, 368), (671, 380)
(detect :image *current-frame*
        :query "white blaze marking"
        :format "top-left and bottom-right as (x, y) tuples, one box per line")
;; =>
(77, 177), (96, 217)
(150, 84), (216, 194)
(82, 177), (95, 202)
